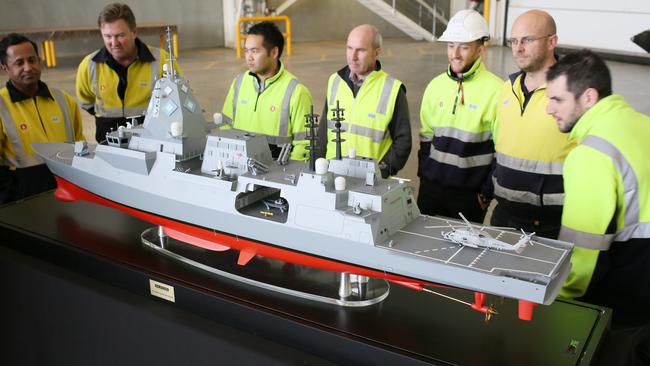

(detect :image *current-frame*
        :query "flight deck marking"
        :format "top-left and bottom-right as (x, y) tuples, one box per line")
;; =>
(444, 246), (464, 264)
(398, 229), (439, 239)
(469, 248), (489, 267)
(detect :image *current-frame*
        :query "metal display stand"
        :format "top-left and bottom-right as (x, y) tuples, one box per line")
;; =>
(141, 226), (390, 307)
(0, 193), (612, 365)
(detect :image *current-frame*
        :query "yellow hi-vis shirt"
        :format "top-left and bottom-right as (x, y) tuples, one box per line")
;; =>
(419, 58), (502, 189)
(325, 69), (402, 161)
(0, 83), (84, 169)
(559, 95), (650, 298)
(221, 62), (313, 161)
(76, 41), (181, 118)
(492, 72), (577, 208)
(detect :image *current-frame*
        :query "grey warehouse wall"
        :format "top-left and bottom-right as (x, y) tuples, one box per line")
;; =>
(0, 0), (224, 57)
(270, 0), (406, 42)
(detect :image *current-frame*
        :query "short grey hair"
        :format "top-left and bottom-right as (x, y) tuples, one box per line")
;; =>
(371, 26), (382, 49)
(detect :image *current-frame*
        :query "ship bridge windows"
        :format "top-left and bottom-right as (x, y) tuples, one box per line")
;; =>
(235, 185), (288, 223)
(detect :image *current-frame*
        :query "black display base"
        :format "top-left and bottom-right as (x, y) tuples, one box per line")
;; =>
(0, 193), (612, 365)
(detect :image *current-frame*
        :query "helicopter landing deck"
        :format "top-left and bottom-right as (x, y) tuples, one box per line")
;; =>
(379, 215), (571, 284)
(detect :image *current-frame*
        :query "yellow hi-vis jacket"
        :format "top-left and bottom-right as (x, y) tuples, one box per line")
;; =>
(324, 69), (402, 162)
(492, 72), (577, 210)
(419, 58), (502, 190)
(221, 62), (313, 161)
(76, 40), (180, 118)
(559, 95), (650, 299)
(0, 82), (84, 169)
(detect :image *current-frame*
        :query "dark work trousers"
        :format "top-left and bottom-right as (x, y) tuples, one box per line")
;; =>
(417, 178), (486, 223)
(490, 201), (561, 239)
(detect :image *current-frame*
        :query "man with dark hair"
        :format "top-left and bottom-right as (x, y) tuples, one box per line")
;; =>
(222, 21), (313, 160)
(546, 50), (650, 326)
(0, 33), (84, 204)
(490, 10), (576, 239)
(318, 24), (411, 179)
(418, 10), (502, 222)
(76, 2), (181, 143)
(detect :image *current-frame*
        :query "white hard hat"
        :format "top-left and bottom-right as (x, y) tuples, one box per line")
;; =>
(438, 10), (490, 43)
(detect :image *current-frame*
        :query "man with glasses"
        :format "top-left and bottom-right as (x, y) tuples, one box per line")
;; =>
(489, 10), (576, 239)
(418, 10), (502, 222)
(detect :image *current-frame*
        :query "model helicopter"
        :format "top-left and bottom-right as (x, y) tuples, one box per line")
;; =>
(427, 213), (535, 254)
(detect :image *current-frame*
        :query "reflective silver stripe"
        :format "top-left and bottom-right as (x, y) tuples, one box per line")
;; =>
(581, 135), (646, 241)
(279, 79), (298, 136)
(376, 76), (394, 115)
(50, 88), (74, 142)
(419, 134), (433, 142)
(429, 147), (492, 168)
(328, 75), (341, 106)
(621, 222), (650, 241)
(232, 72), (246, 119)
(266, 135), (292, 145)
(0, 97), (43, 167)
(293, 131), (307, 140)
(559, 226), (615, 250)
(493, 176), (564, 206)
(123, 107), (147, 117)
(87, 50), (103, 114)
(496, 152), (564, 175)
(543, 193), (565, 206)
(326, 119), (386, 143)
(434, 127), (492, 143)
(99, 107), (145, 118)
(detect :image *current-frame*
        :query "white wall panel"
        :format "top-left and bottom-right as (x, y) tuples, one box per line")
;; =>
(507, 0), (650, 55)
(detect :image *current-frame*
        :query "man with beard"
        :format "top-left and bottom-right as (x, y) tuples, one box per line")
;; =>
(0, 33), (84, 204)
(222, 21), (313, 160)
(418, 10), (502, 222)
(546, 50), (650, 327)
(317, 24), (411, 179)
(489, 10), (576, 239)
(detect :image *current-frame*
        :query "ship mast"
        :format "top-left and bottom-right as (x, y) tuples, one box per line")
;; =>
(165, 26), (176, 81)
(330, 100), (346, 160)
(304, 105), (319, 171)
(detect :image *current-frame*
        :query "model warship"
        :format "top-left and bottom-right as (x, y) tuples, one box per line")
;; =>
(32, 29), (573, 321)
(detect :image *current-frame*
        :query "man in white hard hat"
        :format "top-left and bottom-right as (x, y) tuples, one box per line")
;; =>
(417, 10), (503, 222)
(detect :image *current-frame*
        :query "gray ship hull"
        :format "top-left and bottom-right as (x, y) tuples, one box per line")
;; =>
(33, 141), (572, 306)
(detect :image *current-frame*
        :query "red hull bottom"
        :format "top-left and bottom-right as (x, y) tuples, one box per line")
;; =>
(53, 176), (536, 320)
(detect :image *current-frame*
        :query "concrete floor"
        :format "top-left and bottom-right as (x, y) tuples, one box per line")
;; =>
(42, 37), (650, 186)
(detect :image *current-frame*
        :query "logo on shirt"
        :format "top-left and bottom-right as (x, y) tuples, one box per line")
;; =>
(269, 105), (276, 112)
(469, 103), (478, 110)
(19, 123), (28, 131)
(100, 84), (106, 92)
(503, 98), (509, 105)
(367, 113), (376, 119)
(51, 116), (60, 123)
(140, 81), (148, 87)
(240, 99), (248, 105)
(439, 101), (444, 108)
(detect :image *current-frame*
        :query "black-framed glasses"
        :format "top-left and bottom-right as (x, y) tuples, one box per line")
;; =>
(506, 34), (555, 47)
